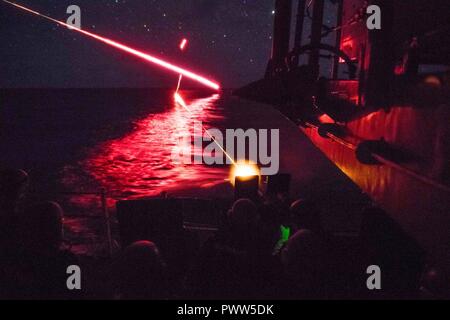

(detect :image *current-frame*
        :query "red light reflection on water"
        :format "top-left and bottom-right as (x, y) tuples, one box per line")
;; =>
(69, 93), (228, 206)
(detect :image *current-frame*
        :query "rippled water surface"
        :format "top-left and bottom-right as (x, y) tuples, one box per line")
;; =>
(66, 92), (230, 204)
(1, 88), (233, 253)
(1, 89), (231, 208)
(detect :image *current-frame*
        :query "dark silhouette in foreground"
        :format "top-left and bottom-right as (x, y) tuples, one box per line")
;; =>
(114, 240), (169, 300)
(0, 169), (441, 299)
(12, 201), (79, 299)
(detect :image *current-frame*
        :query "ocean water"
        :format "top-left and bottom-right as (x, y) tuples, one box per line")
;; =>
(0, 88), (232, 204)
(1, 88), (234, 253)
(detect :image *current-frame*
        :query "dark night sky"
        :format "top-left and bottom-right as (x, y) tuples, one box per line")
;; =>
(0, 0), (279, 88)
(0, 0), (336, 88)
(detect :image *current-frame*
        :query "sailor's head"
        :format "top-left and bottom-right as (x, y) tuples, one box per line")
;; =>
(0, 168), (29, 214)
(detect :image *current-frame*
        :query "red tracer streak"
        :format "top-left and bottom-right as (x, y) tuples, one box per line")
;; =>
(179, 38), (188, 51)
(2, 0), (220, 90)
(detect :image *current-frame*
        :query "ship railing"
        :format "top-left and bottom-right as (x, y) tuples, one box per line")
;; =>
(30, 190), (223, 259)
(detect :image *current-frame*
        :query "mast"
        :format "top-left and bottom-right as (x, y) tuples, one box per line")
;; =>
(293, 0), (307, 60)
(266, 0), (292, 77)
(308, 0), (325, 77)
(332, 0), (343, 79)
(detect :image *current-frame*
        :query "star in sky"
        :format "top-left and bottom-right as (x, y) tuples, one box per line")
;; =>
(0, 0), (337, 88)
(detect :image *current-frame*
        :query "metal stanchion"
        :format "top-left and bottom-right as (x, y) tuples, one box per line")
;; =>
(101, 188), (113, 257)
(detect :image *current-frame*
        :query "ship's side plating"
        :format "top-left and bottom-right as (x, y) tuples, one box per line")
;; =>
(236, 0), (450, 269)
